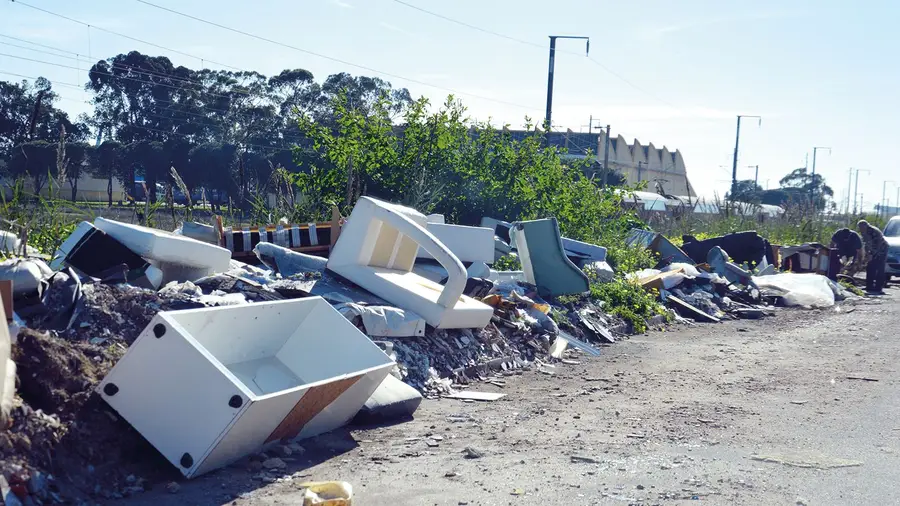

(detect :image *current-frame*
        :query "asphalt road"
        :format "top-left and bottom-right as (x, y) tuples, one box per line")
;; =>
(118, 287), (900, 506)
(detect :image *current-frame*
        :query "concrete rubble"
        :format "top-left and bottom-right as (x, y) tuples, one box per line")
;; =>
(0, 211), (853, 503)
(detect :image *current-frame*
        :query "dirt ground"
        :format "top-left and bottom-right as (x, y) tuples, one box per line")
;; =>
(113, 287), (900, 506)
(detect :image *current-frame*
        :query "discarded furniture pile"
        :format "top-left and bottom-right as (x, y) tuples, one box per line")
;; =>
(626, 229), (851, 323)
(0, 197), (632, 503)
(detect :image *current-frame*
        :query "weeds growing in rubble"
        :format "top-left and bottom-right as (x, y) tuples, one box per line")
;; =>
(588, 277), (669, 334)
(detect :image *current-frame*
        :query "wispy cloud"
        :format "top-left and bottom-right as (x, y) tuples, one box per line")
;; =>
(641, 10), (804, 41)
(379, 22), (425, 40)
(328, 0), (353, 8)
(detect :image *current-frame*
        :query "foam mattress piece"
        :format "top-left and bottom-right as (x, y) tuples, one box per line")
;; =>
(94, 218), (231, 272)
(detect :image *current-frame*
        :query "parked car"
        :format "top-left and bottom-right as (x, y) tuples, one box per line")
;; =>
(885, 216), (900, 280)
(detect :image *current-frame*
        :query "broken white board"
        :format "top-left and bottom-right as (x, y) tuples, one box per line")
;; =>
(445, 391), (506, 401)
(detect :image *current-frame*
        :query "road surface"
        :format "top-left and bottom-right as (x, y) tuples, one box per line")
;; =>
(119, 288), (900, 505)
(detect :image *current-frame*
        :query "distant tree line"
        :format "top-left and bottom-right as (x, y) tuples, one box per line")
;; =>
(727, 168), (835, 211)
(0, 51), (413, 207)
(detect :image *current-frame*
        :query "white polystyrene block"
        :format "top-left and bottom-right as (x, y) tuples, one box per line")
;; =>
(93, 218), (231, 273)
(328, 197), (493, 329)
(417, 223), (495, 264)
(426, 214), (445, 224)
(97, 298), (394, 478)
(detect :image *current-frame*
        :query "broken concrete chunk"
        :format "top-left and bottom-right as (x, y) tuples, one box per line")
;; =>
(97, 297), (394, 478)
(327, 197), (493, 329)
(510, 218), (589, 298)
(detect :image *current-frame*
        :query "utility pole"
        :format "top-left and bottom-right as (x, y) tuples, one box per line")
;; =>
(747, 165), (759, 186)
(731, 115), (761, 199)
(847, 167), (854, 215)
(810, 146), (831, 202)
(545, 35), (590, 129)
(811, 147), (831, 177)
(586, 115), (602, 134)
(601, 124), (611, 187)
(882, 181), (896, 218)
(853, 168), (870, 215)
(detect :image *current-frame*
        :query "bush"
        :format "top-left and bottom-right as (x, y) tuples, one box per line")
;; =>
(589, 276), (667, 334)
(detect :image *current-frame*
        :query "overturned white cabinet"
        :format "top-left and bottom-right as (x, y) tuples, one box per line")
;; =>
(97, 298), (394, 478)
(328, 197), (493, 329)
(93, 217), (231, 282)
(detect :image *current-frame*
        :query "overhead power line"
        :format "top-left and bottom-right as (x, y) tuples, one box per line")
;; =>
(9, 0), (244, 72)
(391, 0), (721, 125)
(132, 0), (537, 111)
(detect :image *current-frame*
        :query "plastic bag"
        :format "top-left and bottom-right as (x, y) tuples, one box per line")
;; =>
(752, 273), (835, 307)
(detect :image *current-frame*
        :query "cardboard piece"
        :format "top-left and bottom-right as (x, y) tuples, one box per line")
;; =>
(638, 268), (685, 292)
(510, 218), (590, 298)
(327, 197), (493, 329)
(97, 298), (394, 478)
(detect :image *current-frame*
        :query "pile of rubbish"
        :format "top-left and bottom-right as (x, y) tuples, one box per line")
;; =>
(626, 229), (851, 323)
(0, 197), (630, 503)
(0, 196), (854, 503)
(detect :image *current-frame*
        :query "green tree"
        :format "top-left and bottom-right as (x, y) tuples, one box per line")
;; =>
(7, 141), (57, 194)
(89, 141), (127, 206)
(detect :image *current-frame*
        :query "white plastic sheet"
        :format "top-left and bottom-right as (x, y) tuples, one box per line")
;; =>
(752, 273), (835, 308)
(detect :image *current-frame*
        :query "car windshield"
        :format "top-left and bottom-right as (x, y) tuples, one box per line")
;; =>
(885, 219), (900, 237)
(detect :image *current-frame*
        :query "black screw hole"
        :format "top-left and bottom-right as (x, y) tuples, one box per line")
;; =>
(228, 395), (243, 408)
(180, 453), (193, 468)
(103, 383), (119, 396)
(153, 324), (166, 338)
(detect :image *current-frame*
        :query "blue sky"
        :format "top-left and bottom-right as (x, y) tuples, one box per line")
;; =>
(1, 0), (898, 209)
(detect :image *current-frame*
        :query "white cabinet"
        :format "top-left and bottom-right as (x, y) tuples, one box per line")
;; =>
(97, 297), (394, 478)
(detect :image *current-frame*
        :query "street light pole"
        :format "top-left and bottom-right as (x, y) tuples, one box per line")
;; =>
(545, 35), (589, 129)
(730, 115), (761, 199)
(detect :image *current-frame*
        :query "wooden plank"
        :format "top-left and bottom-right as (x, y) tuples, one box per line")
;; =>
(265, 375), (362, 443)
(667, 295), (720, 323)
